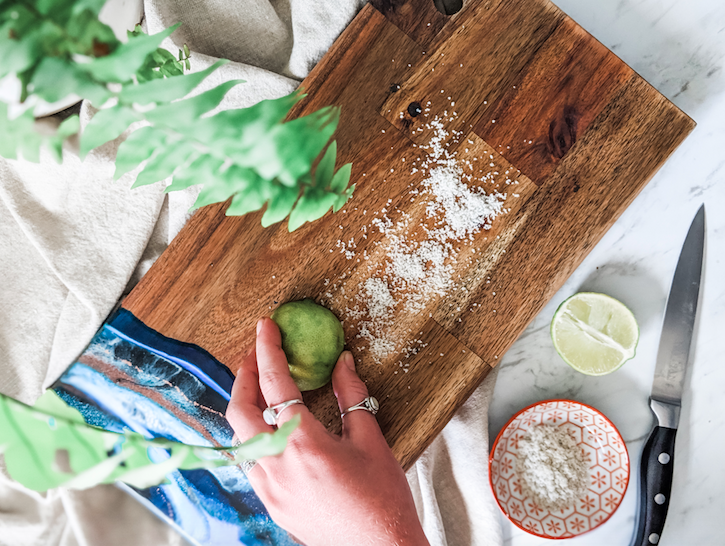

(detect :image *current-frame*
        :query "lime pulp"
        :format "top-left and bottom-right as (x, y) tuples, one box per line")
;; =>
(550, 292), (639, 376)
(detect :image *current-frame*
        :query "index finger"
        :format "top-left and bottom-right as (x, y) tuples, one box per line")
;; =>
(255, 317), (307, 425)
(226, 347), (273, 443)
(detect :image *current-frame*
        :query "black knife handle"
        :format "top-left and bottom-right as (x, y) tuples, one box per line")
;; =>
(632, 426), (677, 546)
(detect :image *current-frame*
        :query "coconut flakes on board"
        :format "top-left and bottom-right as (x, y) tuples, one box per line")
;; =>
(321, 113), (508, 363)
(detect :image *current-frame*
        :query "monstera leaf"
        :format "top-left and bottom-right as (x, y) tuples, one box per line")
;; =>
(0, 390), (297, 492)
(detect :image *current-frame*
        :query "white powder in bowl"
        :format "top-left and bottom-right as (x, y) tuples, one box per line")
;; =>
(516, 424), (588, 511)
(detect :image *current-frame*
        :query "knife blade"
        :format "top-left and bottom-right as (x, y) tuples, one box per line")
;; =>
(631, 204), (705, 546)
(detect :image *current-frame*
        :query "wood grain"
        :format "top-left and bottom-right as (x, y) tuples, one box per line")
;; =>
(368, 0), (449, 47)
(121, 0), (694, 470)
(380, 0), (564, 149)
(473, 16), (634, 184)
(304, 317), (493, 471)
(447, 74), (696, 362)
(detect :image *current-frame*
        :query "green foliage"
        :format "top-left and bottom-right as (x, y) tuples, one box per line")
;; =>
(0, 0), (354, 230)
(0, 102), (79, 162)
(129, 24), (190, 81)
(118, 59), (225, 106)
(0, 389), (298, 492)
(287, 141), (354, 231)
(79, 23), (179, 83)
(0, 1), (188, 100)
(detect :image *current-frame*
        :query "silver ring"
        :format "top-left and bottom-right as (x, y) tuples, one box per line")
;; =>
(263, 399), (305, 426)
(341, 396), (379, 418)
(240, 459), (257, 475)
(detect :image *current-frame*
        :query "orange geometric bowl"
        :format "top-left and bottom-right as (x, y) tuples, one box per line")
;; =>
(489, 399), (629, 539)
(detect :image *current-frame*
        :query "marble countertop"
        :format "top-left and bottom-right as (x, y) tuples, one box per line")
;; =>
(487, 0), (725, 544)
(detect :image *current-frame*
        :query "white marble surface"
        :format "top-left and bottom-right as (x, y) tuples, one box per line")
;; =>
(487, 0), (725, 544)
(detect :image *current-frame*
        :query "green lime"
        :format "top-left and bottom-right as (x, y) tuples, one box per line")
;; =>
(271, 299), (345, 391)
(550, 292), (639, 376)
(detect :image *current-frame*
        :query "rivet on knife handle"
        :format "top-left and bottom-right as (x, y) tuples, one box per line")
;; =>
(632, 425), (676, 545)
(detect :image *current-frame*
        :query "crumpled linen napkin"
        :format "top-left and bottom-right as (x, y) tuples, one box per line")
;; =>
(0, 1), (503, 544)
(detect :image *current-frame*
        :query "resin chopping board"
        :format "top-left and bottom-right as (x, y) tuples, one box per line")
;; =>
(121, 0), (694, 470)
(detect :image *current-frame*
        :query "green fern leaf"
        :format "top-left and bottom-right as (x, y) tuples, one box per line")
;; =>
(144, 79), (242, 127)
(164, 155), (224, 192)
(314, 140), (337, 188)
(80, 105), (141, 158)
(0, 11), (355, 230)
(0, 26), (41, 78)
(47, 114), (80, 162)
(0, 104), (79, 162)
(226, 182), (271, 216)
(57, 114), (81, 139)
(0, 104), (32, 160)
(113, 125), (168, 180)
(0, 389), (298, 492)
(79, 23), (180, 83)
(287, 187), (339, 231)
(132, 140), (199, 188)
(329, 162), (352, 193)
(192, 165), (260, 209)
(39, 0), (107, 26)
(119, 60), (228, 106)
(261, 183), (301, 227)
(249, 106), (338, 187)
(64, 8), (118, 55)
(333, 183), (355, 213)
(31, 57), (110, 106)
(171, 93), (301, 155)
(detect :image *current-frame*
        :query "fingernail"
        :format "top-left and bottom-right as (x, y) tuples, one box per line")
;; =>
(257, 318), (264, 335)
(342, 350), (354, 369)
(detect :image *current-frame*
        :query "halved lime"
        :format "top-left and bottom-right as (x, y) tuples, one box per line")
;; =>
(550, 292), (639, 376)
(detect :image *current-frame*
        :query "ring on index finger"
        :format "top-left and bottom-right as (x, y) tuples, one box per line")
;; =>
(263, 399), (305, 426)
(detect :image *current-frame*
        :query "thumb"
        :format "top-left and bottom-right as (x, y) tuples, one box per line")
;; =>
(331, 351), (381, 441)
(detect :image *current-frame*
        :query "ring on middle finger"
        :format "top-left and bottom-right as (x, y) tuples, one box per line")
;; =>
(341, 396), (379, 418)
(263, 399), (305, 426)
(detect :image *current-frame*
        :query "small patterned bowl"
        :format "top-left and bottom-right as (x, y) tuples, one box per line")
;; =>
(489, 399), (629, 539)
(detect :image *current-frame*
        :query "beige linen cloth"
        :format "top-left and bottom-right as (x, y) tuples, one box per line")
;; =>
(0, 1), (502, 545)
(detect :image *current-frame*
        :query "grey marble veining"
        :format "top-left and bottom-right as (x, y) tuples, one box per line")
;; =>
(487, 0), (725, 544)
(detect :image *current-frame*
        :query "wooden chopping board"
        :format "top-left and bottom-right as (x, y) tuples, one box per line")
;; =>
(122, 0), (694, 470)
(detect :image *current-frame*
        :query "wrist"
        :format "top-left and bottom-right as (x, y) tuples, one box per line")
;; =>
(384, 521), (430, 546)
(392, 532), (430, 546)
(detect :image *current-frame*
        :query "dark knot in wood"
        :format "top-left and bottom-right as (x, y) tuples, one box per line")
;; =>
(548, 105), (579, 159)
(433, 0), (463, 15)
(407, 102), (423, 117)
(370, 0), (406, 14)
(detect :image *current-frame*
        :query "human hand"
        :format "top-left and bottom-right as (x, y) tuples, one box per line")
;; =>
(226, 317), (430, 546)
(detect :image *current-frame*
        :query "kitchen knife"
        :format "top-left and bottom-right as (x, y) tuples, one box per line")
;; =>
(631, 205), (705, 546)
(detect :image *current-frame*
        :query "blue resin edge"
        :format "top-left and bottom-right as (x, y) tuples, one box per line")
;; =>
(53, 309), (297, 546)
(107, 309), (235, 401)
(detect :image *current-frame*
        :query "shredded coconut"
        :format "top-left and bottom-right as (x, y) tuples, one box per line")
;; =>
(324, 114), (507, 362)
(364, 277), (395, 318)
(516, 425), (588, 511)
